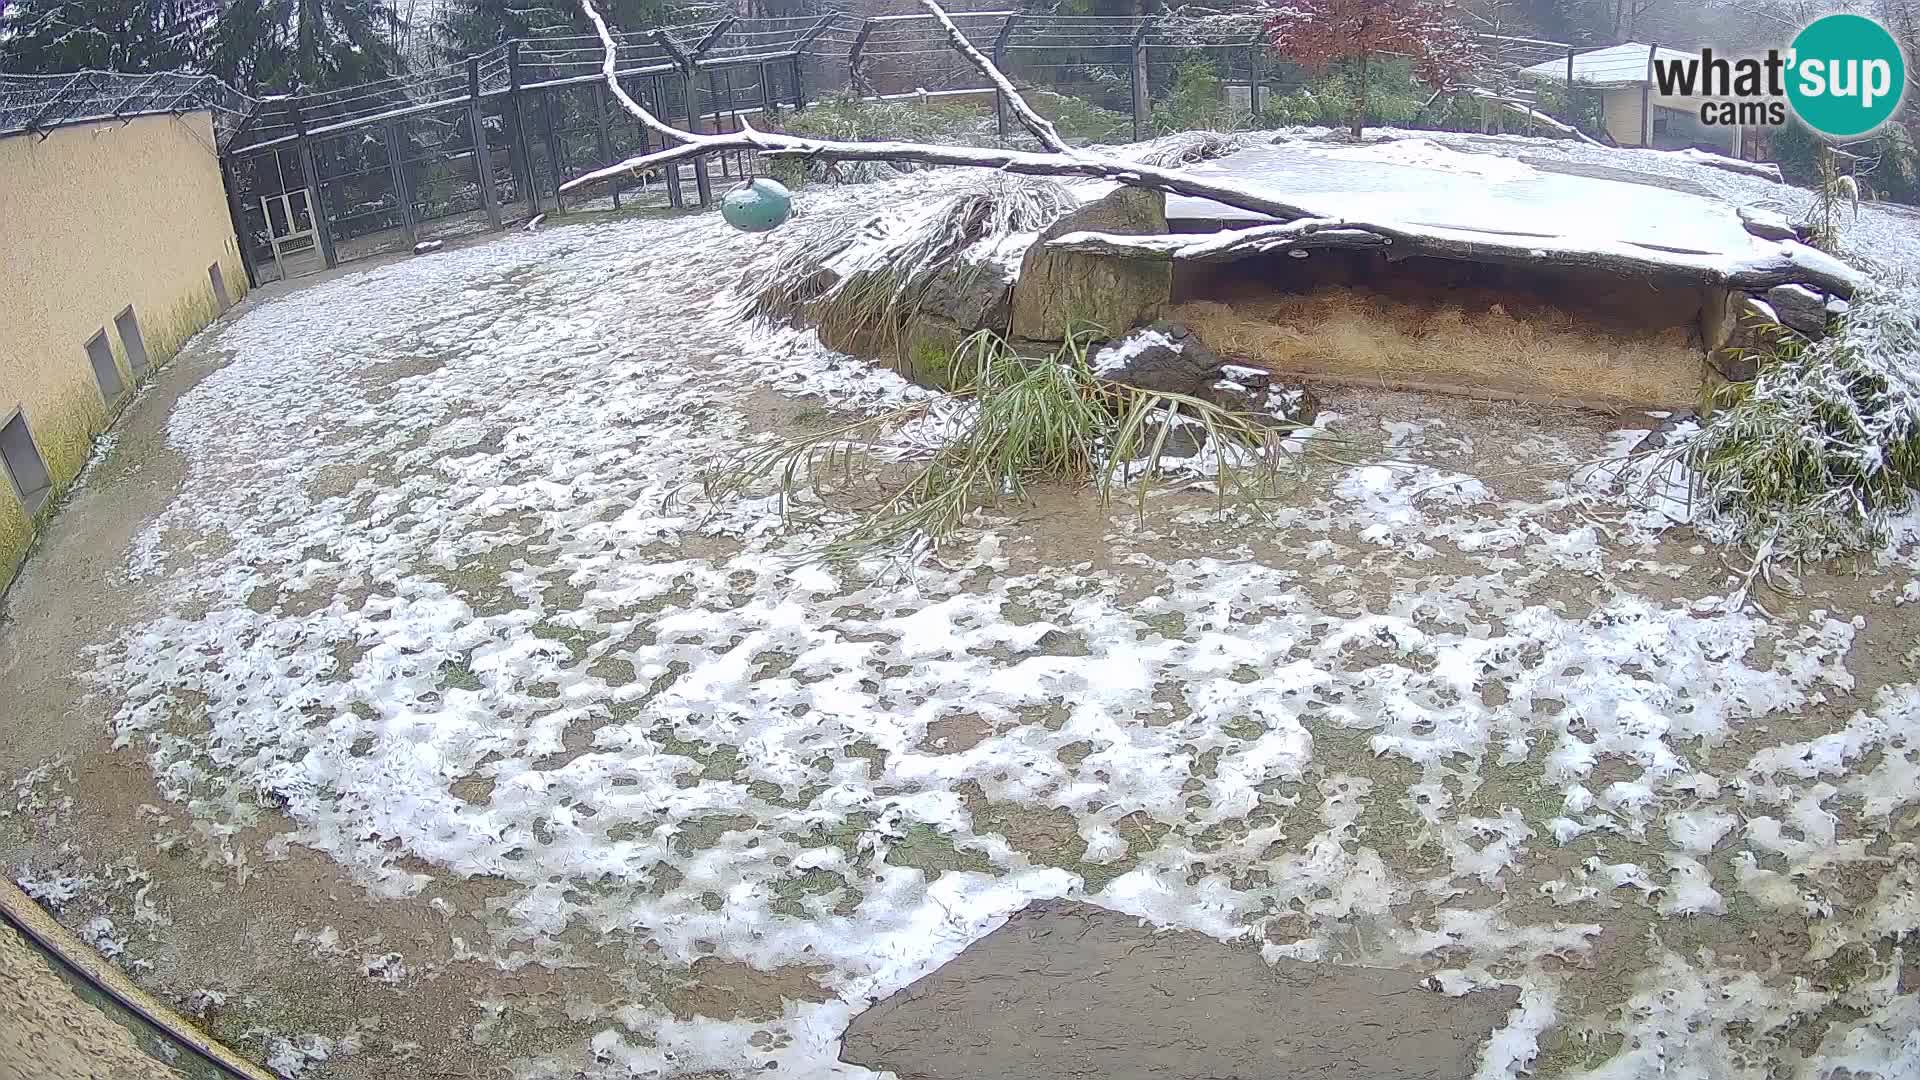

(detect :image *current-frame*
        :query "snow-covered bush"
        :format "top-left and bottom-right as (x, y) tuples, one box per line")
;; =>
(1692, 281), (1920, 556)
(740, 175), (1075, 347)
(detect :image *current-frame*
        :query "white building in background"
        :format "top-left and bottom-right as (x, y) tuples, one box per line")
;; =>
(1522, 42), (1751, 157)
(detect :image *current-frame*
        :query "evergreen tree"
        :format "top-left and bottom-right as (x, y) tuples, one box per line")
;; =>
(203, 0), (403, 93)
(0, 0), (193, 73)
(437, 0), (570, 61)
(434, 0), (686, 64)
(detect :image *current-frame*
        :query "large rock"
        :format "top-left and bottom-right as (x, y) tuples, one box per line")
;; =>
(1737, 205), (1802, 242)
(898, 314), (969, 390)
(1010, 188), (1172, 343)
(812, 253), (1014, 388)
(840, 900), (1519, 1080)
(1089, 320), (1220, 395)
(1091, 321), (1318, 429)
(1201, 361), (1319, 428)
(1765, 284), (1832, 338)
(895, 257), (1017, 390)
(917, 258), (1014, 332)
(1700, 288), (1787, 382)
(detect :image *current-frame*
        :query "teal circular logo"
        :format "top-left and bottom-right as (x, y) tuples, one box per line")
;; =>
(1787, 14), (1907, 137)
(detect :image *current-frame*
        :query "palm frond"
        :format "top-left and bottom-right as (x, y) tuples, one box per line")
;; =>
(738, 175), (1078, 354)
(705, 332), (1300, 558)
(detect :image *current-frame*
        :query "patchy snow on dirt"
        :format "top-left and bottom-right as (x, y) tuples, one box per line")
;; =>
(62, 158), (1920, 1079)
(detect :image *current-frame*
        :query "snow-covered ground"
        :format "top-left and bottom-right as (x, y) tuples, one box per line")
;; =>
(15, 145), (1920, 1078)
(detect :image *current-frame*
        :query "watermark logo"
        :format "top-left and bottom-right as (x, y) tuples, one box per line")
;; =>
(1648, 15), (1907, 138)
(1786, 14), (1906, 137)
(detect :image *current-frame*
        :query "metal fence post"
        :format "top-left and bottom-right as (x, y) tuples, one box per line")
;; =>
(992, 14), (1020, 138)
(661, 86), (685, 207)
(655, 28), (713, 205)
(792, 14), (840, 111)
(759, 60), (778, 122)
(1247, 39), (1263, 117)
(1564, 46), (1575, 127)
(507, 41), (539, 213)
(383, 121), (418, 246)
(290, 102), (337, 269)
(540, 85), (568, 211)
(1641, 42), (1656, 147)
(684, 72), (712, 204)
(849, 18), (876, 96)
(217, 152), (261, 289)
(634, 75), (655, 161)
(467, 58), (503, 229)
(1130, 22), (1151, 142)
(592, 81), (620, 210)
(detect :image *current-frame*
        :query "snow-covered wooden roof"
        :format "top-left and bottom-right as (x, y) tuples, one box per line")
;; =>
(1521, 43), (1698, 89)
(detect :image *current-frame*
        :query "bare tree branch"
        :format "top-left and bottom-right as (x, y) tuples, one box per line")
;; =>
(916, 0), (1082, 156)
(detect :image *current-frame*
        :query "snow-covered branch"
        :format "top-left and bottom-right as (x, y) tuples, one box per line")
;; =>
(1460, 88), (1603, 147)
(916, 2), (1080, 157)
(580, 0), (693, 145)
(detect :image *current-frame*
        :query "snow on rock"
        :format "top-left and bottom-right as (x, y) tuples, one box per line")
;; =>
(1672, 147), (1785, 182)
(1766, 282), (1834, 336)
(1092, 328), (1182, 376)
(1320, 137), (1537, 182)
(1737, 204), (1798, 241)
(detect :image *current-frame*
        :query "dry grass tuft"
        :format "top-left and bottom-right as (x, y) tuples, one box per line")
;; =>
(1171, 286), (1705, 407)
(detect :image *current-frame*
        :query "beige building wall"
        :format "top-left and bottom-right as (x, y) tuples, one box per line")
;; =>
(1600, 88), (1743, 154)
(1601, 88), (1645, 146)
(0, 109), (247, 593)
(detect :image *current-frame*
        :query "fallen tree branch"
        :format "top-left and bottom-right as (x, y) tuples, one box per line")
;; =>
(1049, 221), (1863, 298)
(1462, 88), (1604, 147)
(1670, 148), (1785, 184)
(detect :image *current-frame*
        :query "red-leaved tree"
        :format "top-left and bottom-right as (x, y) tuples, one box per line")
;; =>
(1266, 0), (1476, 139)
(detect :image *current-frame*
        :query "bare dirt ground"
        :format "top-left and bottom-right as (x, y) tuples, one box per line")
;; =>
(3, 195), (1917, 1080)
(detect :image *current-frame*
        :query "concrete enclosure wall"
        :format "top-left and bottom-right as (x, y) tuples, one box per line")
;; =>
(0, 110), (246, 594)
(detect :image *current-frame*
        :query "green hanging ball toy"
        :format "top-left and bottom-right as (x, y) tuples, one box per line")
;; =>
(721, 178), (793, 233)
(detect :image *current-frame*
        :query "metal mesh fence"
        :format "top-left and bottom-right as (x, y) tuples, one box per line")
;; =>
(242, 13), (1584, 155)
(185, 6), (1589, 281)
(0, 70), (253, 143)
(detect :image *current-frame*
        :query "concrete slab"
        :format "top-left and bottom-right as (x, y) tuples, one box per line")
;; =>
(840, 900), (1521, 1080)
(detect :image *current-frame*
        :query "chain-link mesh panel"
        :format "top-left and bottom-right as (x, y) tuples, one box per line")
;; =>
(0, 70), (252, 143)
